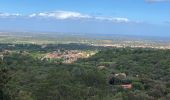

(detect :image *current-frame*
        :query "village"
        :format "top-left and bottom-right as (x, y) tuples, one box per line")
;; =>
(42, 50), (96, 63)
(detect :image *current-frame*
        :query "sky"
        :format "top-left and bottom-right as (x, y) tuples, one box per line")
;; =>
(0, 0), (170, 36)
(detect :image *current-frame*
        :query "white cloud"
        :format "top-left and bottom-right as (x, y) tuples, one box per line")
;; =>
(0, 13), (21, 17)
(146, 0), (170, 3)
(29, 11), (92, 19)
(29, 13), (36, 17)
(0, 11), (131, 23)
(28, 11), (130, 23)
(95, 17), (130, 23)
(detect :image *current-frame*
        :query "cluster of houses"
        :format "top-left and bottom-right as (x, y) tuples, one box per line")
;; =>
(0, 50), (10, 63)
(42, 50), (93, 63)
(0, 50), (12, 62)
(0, 53), (3, 62)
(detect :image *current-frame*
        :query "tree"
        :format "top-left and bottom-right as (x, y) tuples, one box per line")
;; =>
(0, 66), (11, 100)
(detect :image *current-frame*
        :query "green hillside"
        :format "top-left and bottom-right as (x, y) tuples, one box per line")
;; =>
(1, 44), (170, 100)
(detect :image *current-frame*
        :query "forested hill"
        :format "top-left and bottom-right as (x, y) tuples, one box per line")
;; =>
(83, 48), (170, 80)
(1, 47), (170, 100)
(78, 48), (170, 99)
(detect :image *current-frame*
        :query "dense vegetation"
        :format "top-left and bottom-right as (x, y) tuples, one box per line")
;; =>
(80, 48), (170, 99)
(1, 44), (170, 100)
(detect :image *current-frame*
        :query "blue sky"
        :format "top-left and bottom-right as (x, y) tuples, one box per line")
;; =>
(0, 0), (170, 36)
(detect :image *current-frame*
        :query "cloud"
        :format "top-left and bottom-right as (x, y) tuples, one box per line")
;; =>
(95, 17), (130, 23)
(29, 13), (36, 17)
(0, 13), (21, 18)
(146, 0), (170, 3)
(29, 11), (92, 19)
(0, 11), (131, 23)
(29, 11), (130, 23)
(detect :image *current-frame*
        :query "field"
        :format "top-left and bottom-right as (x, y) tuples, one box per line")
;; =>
(1, 32), (170, 49)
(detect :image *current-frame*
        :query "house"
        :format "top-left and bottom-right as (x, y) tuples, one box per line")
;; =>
(98, 66), (106, 70)
(121, 84), (132, 89)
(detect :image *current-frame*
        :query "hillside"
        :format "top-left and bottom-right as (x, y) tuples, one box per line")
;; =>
(1, 44), (170, 100)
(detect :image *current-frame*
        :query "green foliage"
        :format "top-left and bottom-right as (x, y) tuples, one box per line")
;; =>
(1, 44), (170, 100)
(132, 82), (144, 90)
(0, 66), (11, 100)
